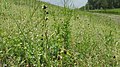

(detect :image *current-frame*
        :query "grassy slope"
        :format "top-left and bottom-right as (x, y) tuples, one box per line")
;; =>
(89, 8), (120, 15)
(0, 0), (120, 67)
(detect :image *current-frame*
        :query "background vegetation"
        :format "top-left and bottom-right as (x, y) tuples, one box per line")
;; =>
(89, 8), (120, 15)
(86, 0), (120, 10)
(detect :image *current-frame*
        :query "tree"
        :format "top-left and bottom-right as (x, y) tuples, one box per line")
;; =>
(86, 0), (120, 10)
(61, 0), (73, 8)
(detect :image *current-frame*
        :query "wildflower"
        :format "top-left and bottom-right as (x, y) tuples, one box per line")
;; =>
(41, 34), (44, 37)
(63, 49), (67, 54)
(42, 5), (47, 10)
(113, 56), (116, 58)
(74, 62), (77, 65)
(76, 16), (79, 19)
(26, 64), (29, 67)
(59, 48), (61, 52)
(36, 35), (39, 37)
(41, 38), (43, 40)
(46, 12), (49, 14)
(59, 48), (67, 54)
(57, 55), (62, 60)
(42, 24), (44, 27)
(53, 18), (55, 21)
(53, 56), (56, 59)
(41, 64), (44, 67)
(45, 17), (48, 20)
(45, 11), (49, 14)
(3, 64), (7, 67)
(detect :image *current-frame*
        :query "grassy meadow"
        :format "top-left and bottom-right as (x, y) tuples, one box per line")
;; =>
(0, 0), (120, 67)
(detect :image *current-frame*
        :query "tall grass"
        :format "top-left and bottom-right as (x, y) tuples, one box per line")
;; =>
(0, 0), (120, 67)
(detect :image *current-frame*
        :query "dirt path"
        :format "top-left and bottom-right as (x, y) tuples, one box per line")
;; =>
(93, 13), (120, 23)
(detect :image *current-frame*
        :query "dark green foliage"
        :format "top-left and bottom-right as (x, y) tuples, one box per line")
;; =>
(86, 0), (120, 10)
